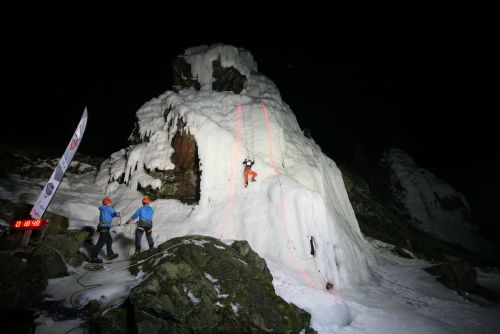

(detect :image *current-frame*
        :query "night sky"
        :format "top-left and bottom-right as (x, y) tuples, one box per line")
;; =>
(2, 15), (498, 245)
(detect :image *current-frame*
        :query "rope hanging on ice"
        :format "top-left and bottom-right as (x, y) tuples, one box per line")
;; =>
(260, 100), (338, 295)
(241, 102), (254, 160)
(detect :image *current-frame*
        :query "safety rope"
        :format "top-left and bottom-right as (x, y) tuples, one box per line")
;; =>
(76, 236), (200, 277)
(218, 103), (243, 239)
(242, 103), (250, 157)
(260, 100), (337, 295)
(259, 100), (422, 303)
(316, 152), (420, 305)
(50, 235), (201, 327)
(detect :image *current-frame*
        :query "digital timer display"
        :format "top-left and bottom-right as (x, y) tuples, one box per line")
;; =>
(11, 219), (49, 230)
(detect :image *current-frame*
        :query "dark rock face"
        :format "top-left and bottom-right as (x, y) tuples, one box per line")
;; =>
(0, 198), (88, 316)
(172, 56), (201, 91)
(29, 229), (88, 278)
(342, 164), (497, 267)
(172, 55), (247, 94)
(424, 261), (498, 305)
(97, 303), (132, 334)
(105, 114), (201, 204)
(379, 149), (485, 254)
(211, 56), (247, 94)
(425, 261), (477, 292)
(0, 199), (31, 249)
(99, 236), (316, 334)
(0, 151), (37, 177)
(43, 210), (69, 234)
(0, 253), (47, 310)
(0, 151), (100, 179)
(140, 119), (201, 204)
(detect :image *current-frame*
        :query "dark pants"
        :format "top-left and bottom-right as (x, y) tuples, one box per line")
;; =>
(135, 224), (154, 251)
(91, 225), (114, 258)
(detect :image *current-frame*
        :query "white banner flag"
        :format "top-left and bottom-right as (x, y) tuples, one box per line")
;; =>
(30, 108), (88, 219)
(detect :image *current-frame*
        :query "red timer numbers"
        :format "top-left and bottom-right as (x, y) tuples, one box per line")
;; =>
(11, 219), (49, 230)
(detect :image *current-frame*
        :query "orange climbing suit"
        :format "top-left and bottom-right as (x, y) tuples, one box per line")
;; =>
(244, 168), (257, 185)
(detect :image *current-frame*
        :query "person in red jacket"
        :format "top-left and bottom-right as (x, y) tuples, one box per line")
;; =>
(242, 158), (257, 188)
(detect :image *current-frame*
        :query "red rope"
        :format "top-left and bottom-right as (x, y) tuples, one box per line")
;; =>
(261, 100), (340, 296)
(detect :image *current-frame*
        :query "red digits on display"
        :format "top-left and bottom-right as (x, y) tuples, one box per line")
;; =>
(12, 218), (47, 229)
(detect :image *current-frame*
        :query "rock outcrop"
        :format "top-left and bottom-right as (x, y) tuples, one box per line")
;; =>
(0, 199), (88, 311)
(97, 235), (316, 334)
(139, 119), (201, 204)
(173, 45), (254, 94)
(342, 148), (497, 264)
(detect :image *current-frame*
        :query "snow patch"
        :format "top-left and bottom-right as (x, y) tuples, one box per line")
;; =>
(183, 285), (201, 305)
(204, 272), (218, 283)
(183, 239), (210, 247)
(230, 302), (240, 316)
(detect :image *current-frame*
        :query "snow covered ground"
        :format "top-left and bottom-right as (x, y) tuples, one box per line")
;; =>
(1, 173), (499, 333)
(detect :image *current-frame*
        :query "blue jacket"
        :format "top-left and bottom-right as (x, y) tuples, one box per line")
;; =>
(131, 204), (154, 225)
(99, 205), (120, 228)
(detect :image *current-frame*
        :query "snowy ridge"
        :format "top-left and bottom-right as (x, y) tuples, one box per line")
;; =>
(98, 44), (374, 290)
(383, 149), (494, 255)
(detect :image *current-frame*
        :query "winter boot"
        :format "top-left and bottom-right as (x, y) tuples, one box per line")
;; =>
(251, 178), (256, 182)
(89, 257), (103, 264)
(107, 253), (118, 260)
(245, 183), (248, 188)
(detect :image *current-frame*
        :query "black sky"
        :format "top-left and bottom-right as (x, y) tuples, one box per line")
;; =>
(1, 13), (498, 244)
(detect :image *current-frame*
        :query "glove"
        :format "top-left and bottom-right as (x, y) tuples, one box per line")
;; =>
(116, 212), (121, 217)
(125, 219), (131, 225)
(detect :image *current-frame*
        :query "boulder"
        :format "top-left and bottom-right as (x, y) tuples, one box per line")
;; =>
(29, 230), (89, 278)
(100, 235), (316, 333)
(0, 253), (47, 310)
(95, 301), (134, 334)
(425, 261), (477, 292)
(42, 210), (69, 235)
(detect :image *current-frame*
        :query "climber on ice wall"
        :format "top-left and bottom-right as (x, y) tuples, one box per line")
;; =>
(243, 158), (257, 188)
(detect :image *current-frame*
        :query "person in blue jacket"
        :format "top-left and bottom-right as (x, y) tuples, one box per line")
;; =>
(126, 196), (154, 255)
(89, 197), (120, 263)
